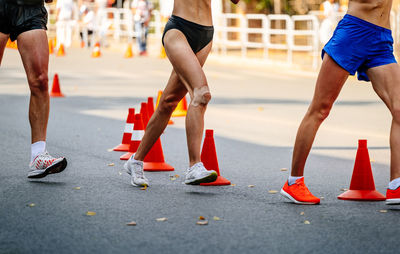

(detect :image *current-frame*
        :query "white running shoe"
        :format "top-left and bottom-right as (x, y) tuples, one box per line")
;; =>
(124, 156), (149, 187)
(184, 162), (218, 185)
(28, 151), (67, 178)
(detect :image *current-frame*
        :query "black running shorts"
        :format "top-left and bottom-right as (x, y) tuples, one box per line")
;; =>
(0, 0), (47, 41)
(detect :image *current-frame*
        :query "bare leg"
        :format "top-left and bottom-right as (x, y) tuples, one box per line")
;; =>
(0, 32), (10, 65)
(17, 30), (50, 143)
(291, 54), (349, 176)
(135, 31), (211, 166)
(367, 63), (400, 181)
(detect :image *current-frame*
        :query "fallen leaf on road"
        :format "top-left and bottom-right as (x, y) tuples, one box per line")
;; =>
(107, 149), (113, 152)
(108, 163), (115, 166)
(280, 168), (288, 171)
(198, 216), (206, 220)
(118, 171), (123, 175)
(169, 176), (177, 181)
(379, 210), (388, 213)
(300, 212), (305, 216)
(156, 217), (168, 222)
(86, 211), (96, 216)
(73, 187), (81, 190)
(304, 220), (310, 224)
(127, 221), (137, 226)
(174, 174), (180, 178)
(213, 216), (222, 221)
(28, 203), (35, 207)
(248, 185), (255, 188)
(268, 190), (278, 194)
(140, 185), (148, 190)
(340, 188), (349, 191)
(196, 220), (208, 225)
(231, 184), (236, 186)
(320, 197), (324, 199)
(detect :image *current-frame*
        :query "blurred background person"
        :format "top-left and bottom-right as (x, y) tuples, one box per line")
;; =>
(56, 0), (77, 48)
(132, 0), (153, 56)
(319, 0), (337, 45)
(79, 3), (95, 47)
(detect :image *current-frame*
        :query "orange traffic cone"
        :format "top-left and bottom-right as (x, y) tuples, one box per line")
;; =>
(120, 113), (144, 160)
(159, 45), (167, 59)
(6, 39), (17, 49)
(50, 73), (65, 97)
(124, 43), (134, 58)
(172, 96), (187, 117)
(56, 44), (65, 57)
(337, 140), (385, 201)
(143, 136), (174, 171)
(147, 97), (155, 118)
(155, 90), (174, 125)
(113, 108), (135, 152)
(91, 42), (101, 58)
(200, 129), (231, 186)
(49, 39), (54, 54)
(140, 103), (150, 128)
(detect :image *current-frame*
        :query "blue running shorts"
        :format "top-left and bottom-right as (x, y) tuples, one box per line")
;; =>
(322, 14), (397, 82)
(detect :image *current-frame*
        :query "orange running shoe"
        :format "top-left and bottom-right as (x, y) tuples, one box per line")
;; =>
(386, 187), (400, 205)
(280, 178), (320, 205)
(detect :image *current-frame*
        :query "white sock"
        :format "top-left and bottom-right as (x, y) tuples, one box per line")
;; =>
(31, 141), (46, 162)
(388, 177), (400, 190)
(288, 176), (303, 185)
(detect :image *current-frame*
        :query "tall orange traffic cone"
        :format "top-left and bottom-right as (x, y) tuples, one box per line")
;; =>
(6, 39), (18, 49)
(143, 136), (174, 171)
(147, 97), (155, 117)
(91, 42), (101, 58)
(337, 140), (385, 201)
(49, 39), (54, 54)
(124, 43), (134, 58)
(200, 129), (230, 186)
(120, 113), (144, 160)
(155, 90), (174, 125)
(50, 73), (65, 97)
(140, 103), (150, 128)
(56, 44), (65, 57)
(172, 96), (187, 117)
(113, 108), (135, 152)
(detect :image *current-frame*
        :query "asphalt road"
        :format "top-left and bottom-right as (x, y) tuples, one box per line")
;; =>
(1, 48), (399, 254)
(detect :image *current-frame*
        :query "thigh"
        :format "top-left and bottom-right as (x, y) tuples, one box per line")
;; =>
(0, 32), (9, 65)
(311, 54), (349, 108)
(17, 29), (49, 82)
(367, 63), (400, 109)
(163, 29), (211, 97)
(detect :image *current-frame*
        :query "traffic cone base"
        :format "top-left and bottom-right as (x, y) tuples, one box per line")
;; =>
(120, 152), (133, 160)
(144, 162), (174, 171)
(113, 143), (130, 152)
(338, 190), (386, 201)
(200, 176), (231, 186)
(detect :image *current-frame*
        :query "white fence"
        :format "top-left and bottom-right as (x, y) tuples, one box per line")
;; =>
(47, 6), (400, 69)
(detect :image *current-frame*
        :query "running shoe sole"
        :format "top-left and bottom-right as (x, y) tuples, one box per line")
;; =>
(28, 158), (68, 179)
(280, 189), (320, 205)
(185, 172), (218, 185)
(386, 198), (400, 205)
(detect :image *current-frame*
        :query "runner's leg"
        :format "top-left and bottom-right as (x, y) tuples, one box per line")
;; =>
(0, 32), (9, 65)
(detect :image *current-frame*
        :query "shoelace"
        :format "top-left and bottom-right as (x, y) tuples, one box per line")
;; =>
(296, 182), (312, 195)
(133, 163), (145, 178)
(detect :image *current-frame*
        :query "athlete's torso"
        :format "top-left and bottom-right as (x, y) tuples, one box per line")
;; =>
(347, 0), (392, 29)
(172, 0), (212, 26)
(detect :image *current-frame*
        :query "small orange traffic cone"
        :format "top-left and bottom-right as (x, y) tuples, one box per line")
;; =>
(124, 43), (134, 58)
(337, 140), (385, 201)
(140, 103), (150, 128)
(200, 129), (231, 186)
(48, 39), (54, 54)
(147, 97), (155, 118)
(159, 46), (167, 59)
(155, 90), (174, 125)
(56, 44), (65, 57)
(50, 73), (65, 97)
(113, 108), (135, 152)
(143, 136), (174, 171)
(6, 39), (17, 49)
(120, 113), (144, 160)
(171, 96), (187, 117)
(91, 42), (101, 58)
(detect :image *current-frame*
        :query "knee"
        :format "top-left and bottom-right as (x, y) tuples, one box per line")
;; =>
(308, 102), (332, 122)
(390, 102), (400, 123)
(190, 86), (211, 107)
(28, 72), (49, 95)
